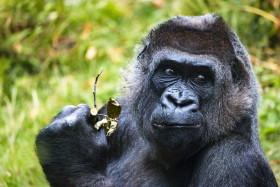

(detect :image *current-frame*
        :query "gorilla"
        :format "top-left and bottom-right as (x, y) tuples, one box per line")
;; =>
(36, 14), (278, 186)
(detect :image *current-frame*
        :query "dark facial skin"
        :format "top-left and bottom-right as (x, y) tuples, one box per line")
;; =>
(138, 49), (217, 153)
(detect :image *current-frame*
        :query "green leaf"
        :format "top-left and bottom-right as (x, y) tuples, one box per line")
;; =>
(106, 98), (122, 118)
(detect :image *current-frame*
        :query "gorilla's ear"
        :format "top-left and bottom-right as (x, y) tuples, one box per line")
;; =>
(137, 42), (150, 60)
(231, 57), (250, 84)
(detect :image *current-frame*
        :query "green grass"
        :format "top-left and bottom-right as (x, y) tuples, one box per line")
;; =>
(0, 0), (279, 186)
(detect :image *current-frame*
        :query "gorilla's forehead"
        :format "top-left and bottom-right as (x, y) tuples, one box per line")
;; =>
(148, 48), (221, 71)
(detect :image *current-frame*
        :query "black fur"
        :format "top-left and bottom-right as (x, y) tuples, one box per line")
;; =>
(36, 14), (278, 186)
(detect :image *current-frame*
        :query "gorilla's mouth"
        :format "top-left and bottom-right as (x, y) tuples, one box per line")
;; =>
(152, 121), (201, 128)
(150, 106), (203, 129)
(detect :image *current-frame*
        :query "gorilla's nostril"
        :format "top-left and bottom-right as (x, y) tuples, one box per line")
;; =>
(191, 108), (198, 113)
(167, 95), (176, 104)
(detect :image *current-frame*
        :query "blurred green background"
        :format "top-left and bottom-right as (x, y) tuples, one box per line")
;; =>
(0, 0), (279, 186)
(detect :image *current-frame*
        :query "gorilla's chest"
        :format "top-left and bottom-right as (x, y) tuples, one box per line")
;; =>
(106, 149), (190, 187)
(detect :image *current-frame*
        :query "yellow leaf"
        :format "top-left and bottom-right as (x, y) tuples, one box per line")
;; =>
(85, 46), (97, 60)
(81, 22), (92, 39)
(152, 0), (166, 8)
(108, 47), (124, 63)
(94, 118), (108, 130)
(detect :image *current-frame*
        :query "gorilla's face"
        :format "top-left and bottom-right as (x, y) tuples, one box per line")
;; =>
(138, 49), (218, 153)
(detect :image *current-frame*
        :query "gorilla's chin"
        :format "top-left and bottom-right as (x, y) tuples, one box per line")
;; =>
(140, 119), (204, 153)
(143, 122), (205, 163)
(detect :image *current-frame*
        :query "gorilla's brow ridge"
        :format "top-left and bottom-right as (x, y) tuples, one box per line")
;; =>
(152, 50), (217, 72)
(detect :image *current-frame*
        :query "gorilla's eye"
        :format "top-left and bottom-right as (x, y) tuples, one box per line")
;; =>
(165, 68), (176, 75)
(195, 74), (206, 82)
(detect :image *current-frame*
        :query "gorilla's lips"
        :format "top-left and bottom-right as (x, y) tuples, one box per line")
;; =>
(151, 106), (203, 128)
(152, 121), (201, 128)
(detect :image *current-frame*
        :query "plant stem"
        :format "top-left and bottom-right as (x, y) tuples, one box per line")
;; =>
(93, 70), (103, 108)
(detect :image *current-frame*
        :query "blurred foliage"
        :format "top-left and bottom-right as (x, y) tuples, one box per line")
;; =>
(0, 0), (279, 186)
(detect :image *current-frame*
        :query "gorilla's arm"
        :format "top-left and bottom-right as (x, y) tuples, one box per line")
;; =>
(35, 104), (115, 187)
(191, 134), (278, 186)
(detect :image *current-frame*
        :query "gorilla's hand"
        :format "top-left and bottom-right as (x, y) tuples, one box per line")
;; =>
(36, 104), (113, 187)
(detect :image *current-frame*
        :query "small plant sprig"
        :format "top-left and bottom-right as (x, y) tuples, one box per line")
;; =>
(90, 71), (122, 136)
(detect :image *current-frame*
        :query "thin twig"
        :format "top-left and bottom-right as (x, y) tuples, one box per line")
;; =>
(96, 114), (110, 120)
(95, 114), (107, 117)
(93, 70), (103, 108)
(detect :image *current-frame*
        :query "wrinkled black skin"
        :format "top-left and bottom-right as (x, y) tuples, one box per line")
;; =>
(36, 15), (278, 187)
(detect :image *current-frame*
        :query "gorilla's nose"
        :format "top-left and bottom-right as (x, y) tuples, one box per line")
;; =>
(162, 92), (199, 113)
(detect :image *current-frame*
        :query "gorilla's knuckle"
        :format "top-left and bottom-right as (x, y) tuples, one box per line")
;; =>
(77, 103), (90, 109)
(76, 104), (91, 116)
(41, 119), (68, 135)
(55, 104), (91, 126)
(41, 114), (81, 135)
(61, 105), (77, 114)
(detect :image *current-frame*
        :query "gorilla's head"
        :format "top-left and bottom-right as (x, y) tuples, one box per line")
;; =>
(124, 14), (259, 156)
